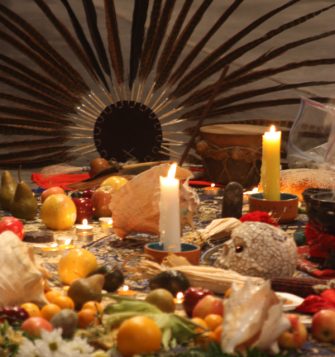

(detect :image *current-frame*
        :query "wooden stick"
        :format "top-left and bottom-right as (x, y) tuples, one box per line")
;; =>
(179, 66), (228, 166)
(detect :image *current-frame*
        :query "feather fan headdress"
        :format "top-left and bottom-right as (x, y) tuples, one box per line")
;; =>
(0, 0), (334, 167)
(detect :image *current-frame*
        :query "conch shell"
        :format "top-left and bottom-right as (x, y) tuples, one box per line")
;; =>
(110, 164), (198, 238)
(221, 280), (290, 354)
(0, 231), (46, 306)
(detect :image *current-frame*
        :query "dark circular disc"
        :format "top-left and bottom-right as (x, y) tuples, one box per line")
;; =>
(94, 101), (163, 162)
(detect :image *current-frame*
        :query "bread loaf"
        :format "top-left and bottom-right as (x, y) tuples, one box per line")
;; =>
(279, 169), (335, 200)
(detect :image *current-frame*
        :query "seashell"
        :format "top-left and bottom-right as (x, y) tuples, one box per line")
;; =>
(110, 164), (198, 238)
(0, 231), (46, 306)
(221, 280), (290, 354)
(216, 221), (297, 279)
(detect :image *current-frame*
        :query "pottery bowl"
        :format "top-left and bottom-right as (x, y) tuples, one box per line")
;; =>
(249, 192), (299, 223)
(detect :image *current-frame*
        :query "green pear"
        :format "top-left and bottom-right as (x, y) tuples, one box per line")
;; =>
(10, 172), (38, 220)
(0, 171), (17, 211)
(67, 274), (105, 309)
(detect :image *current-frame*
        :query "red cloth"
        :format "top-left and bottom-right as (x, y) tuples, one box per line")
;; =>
(305, 222), (335, 259)
(31, 173), (90, 190)
(240, 211), (278, 226)
(297, 246), (335, 278)
(296, 289), (335, 314)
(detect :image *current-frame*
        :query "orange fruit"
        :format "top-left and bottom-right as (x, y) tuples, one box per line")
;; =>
(40, 194), (76, 230)
(21, 303), (41, 318)
(77, 309), (98, 328)
(100, 176), (128, 190)
(40, 304), (61, 321)
(191, 317), (208, 334)
(53, 295), (75, 310)
(204, 314), (223, 331)
(45, 290), (63, 304)
(58, 248), (98, 285)
(82, 301), (103, 314)
(213, 325), (223, 343)
(117, 316), (162, 357)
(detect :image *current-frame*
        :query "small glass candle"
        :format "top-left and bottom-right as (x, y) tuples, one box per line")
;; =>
(99, 217), (113, 234)
(75, 219), (94, 242)
(55, 235), (73, 247)
(117, 285), (137, 297)
(204, 183), (220, 196)
(174, 291), (184, 305)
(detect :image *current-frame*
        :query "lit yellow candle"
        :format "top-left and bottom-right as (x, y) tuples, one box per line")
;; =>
(159, 163), (181, 252)
(261, 125), (281, 201)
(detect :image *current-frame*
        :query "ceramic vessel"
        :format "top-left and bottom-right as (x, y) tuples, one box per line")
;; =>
(308, 191), (335, 234)
(302, 188), (332, 216)
(249, 193), (298, 223)
(144, 242), (200, 265)
(197, 124), (267, 188)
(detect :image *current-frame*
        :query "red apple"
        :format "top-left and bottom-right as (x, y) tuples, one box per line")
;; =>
(0, 216), (24, 239)
(21, 317), (53, 337)
(192, 295), (224, 318)
(41, 187), (65, 203)
(312, 309), (335, 342)
(278, 314), (308, 349)
(183, 287), (213, 317)
(91, 186), (113, 218)
(72, 197), (93, 223)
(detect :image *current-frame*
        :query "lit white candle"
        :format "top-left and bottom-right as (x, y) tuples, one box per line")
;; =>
(75, 218), (94, 241)
(159, 163), (181, 252)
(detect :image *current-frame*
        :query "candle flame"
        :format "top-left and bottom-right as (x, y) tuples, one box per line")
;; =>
(251, 187), (259, 193)
(176, 291), (184, 300)
(210, 183), (215, 188)
(82, 218), (88, 226)
(167, 163), (177, 179)
(122, 285), (129, 292)
(269, 125), (276, 133)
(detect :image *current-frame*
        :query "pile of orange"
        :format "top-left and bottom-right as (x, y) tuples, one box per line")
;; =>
(191, 314), (223, 344)
(117, 316), (162, 357)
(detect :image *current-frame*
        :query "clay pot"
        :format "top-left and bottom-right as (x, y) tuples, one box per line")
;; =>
(249, 193), (298, 223)
(144, 242), (200, 265)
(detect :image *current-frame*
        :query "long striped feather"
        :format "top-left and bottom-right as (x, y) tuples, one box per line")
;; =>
(156, 0), (192, 76)
(183, 97), (329, 120)
(0, 29), (84, 93)
(0, 75), (76, 110)
(182, 81), (335, 113)
(0, 54), (80, 103)
(82, 0), (111, 78)
(129, 0), (149, 88)
(155, 0), (212, 90)
(0, 122), (68, 136)
(0, 64), (77, 106)
(33, 0), (96, 85)
(196, 58), (335, 103)
(225, 30), (335, 82)
(0, 137), (67, 149)
(138, 0), (162, 80)
(174, 2), (335, 98)
(104, 0), (124, 84)
(0, 106), (72, 125)
(0, 3), (86, 86)
(60, 0), (109, 90)
(0, 93), (74, 115)
(174, 0), (301, 95)
(168, 0), (243, 86)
